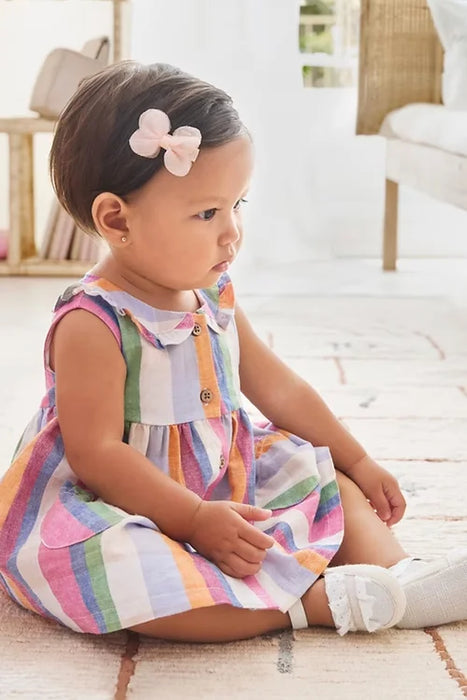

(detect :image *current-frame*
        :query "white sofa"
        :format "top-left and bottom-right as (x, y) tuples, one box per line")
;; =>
(357, 0), (467, 270)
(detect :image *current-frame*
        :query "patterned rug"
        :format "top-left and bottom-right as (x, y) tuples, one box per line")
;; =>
(1, 294), (467, 698)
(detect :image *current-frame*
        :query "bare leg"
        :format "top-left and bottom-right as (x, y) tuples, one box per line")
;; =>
(331, 470), (408, 568)
(130, 605), (289, 642)
(130, 470), (407, 641)
(130, 578), (332, 642)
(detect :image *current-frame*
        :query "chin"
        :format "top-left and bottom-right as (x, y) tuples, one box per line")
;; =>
(197, 269), (223, 288)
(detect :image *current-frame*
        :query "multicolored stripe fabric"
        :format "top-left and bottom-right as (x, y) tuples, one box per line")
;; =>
(0, 271), (344, 633)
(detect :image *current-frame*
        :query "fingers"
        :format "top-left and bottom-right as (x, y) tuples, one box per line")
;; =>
(230, 503), (275, 548)
(370, 483), (407, 526)
(382, 479), (407, 526)
(219, 553), (262, 579)
(385, 507), (403, 527)
(369, 488), (392, 523)
(233, 503), (272, 522)
(238, 521), (275, 549)
(385, 490), (407, 527)
(235, 538), (268, 565)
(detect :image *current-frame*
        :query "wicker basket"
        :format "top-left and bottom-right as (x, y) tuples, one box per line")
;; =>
(357, 0), (444, 135)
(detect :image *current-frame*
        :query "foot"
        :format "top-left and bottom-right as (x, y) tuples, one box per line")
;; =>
(324, 564), (406, 636)
(393, 549), (467, 628)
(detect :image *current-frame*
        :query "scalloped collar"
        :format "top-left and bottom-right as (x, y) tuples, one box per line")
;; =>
(55, 272), (235, 349)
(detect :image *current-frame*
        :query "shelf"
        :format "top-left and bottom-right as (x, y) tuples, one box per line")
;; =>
(0, 117), (55, 134)
(0, 258), (92, 277)
(0, 119), (102, 277)
(0, 1), (131, 276)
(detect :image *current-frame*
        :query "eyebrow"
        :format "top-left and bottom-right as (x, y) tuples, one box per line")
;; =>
(186, 196), (228, 206)
(186, 193), (248, 207)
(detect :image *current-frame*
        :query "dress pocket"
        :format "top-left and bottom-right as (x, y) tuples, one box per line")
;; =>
(40, 480), (126, 548)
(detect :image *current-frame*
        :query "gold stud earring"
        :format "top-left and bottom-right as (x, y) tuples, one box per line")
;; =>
(121, 236), (127, 243)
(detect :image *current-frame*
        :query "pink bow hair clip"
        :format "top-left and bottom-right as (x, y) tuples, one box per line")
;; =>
(129, 108), (202, 177)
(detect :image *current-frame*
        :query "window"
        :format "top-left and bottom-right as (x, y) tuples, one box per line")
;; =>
(299, 0), (360, 87)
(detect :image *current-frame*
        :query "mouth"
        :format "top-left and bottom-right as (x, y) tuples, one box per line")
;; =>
(212, 248), (236, 271)
(212, 259), (233, 272)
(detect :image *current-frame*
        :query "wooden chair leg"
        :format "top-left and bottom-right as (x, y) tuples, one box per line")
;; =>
(383, 178), (398, 270)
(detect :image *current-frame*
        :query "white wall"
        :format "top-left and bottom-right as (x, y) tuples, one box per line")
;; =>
(1, 0), (467, 264)
(0, 0), (112, 239)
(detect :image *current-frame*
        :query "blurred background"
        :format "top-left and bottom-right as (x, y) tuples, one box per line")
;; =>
(2, 0), (467, 295)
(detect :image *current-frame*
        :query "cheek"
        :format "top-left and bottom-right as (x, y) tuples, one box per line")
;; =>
(136, 214), (175, 245)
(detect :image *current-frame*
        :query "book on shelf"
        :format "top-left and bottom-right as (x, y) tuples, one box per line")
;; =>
(79, 231), (104, 263)
(48, 206), (75, 260)
(39, 199), (61, 259)
(40, 198), (102, 263)
(69, 224), (85, 261)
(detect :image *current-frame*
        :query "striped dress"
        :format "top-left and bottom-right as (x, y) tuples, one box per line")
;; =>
(0, 272), (344, 634)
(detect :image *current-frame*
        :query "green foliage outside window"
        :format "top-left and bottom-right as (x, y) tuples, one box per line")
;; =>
(299, 0), (335, 55)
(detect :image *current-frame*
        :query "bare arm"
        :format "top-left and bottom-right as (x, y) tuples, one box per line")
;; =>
(236, 304), (406, 525)
(236, 305), (366, 474)
(52, 309), (202, 540)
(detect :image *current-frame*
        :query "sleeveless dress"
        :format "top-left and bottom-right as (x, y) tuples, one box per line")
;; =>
(0, 272), (344, 634)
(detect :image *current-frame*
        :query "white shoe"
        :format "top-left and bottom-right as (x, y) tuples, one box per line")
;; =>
(323, 564), (406, 636)
(391, 549), (467, 629)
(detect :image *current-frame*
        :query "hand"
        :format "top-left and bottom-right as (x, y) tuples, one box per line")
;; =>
(187, 501), (275, 578)
(346, 455), (406, 527)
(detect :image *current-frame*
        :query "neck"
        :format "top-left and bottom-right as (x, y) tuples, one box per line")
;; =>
(92, 255), (199, 312)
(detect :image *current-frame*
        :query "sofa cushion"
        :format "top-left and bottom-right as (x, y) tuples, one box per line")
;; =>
(380, 103), (467, 157)
(428, 0), (467, 110)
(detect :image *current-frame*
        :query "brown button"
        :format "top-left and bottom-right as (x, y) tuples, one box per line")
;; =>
(192, 323), (202, 336)
(200, 388), (213, 404)
(219, 456), (226, 468)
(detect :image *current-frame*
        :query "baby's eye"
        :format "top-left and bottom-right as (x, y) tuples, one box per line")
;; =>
(197, 208), (217, 221)
(233, 198), (248, 211)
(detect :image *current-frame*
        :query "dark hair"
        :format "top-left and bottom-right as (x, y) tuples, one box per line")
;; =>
(50, 61), (247, 234)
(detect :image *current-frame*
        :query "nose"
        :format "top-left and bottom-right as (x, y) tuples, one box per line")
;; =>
(218, 213), (241, 247)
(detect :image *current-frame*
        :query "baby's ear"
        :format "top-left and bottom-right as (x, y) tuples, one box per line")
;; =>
(91, 192), (129, 247)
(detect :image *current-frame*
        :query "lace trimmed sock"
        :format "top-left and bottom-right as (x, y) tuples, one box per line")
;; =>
(323, 564), (406, 636)
(390, 549), (467, 628)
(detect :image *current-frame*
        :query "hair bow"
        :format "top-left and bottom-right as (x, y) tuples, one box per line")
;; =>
(129, 108), (202, 177)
